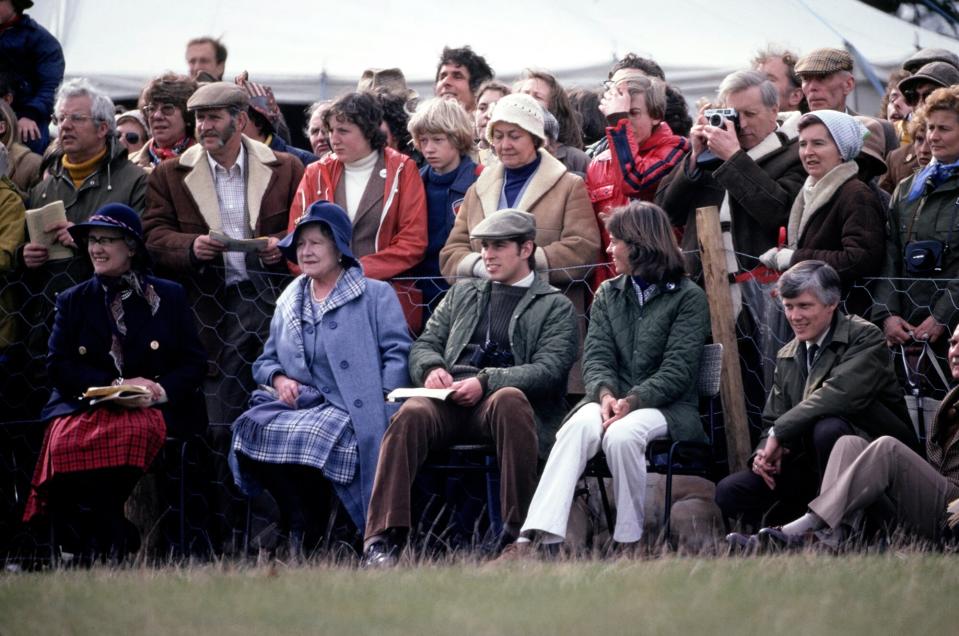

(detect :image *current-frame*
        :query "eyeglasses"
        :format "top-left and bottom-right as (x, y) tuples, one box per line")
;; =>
(54, 113), (96, 126)
(143, 103), (178, 118)
(87, 236), (124, 246)
(117, 131), (141, 144)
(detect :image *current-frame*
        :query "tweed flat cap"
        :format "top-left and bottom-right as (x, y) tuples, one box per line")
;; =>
(795, 48), (853, 75)
(470, 209), (536, 240)
(899, 62), (959, 93)
(903, 48), (959, 73)
(187, 82), (249, 111)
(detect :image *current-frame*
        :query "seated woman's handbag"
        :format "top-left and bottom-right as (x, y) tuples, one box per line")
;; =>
(902, 200), (959, 275)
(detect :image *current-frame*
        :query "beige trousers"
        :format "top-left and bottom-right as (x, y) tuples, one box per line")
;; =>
(808, 435), (951, 540)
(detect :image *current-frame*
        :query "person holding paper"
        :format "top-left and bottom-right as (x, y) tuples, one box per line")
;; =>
(22, 203), (206, 563)
(362, 209), (579, 566)
(229, 201), (411, 559)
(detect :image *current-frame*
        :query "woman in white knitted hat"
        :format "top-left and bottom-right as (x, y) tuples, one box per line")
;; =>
(439, 93), (600, 391)
(758, 110), (885, 315)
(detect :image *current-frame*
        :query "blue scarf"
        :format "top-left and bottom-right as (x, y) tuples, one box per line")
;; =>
(906, 158), (959, 202)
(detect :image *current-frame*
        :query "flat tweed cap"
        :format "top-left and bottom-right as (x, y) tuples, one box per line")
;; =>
(470, 209), (537, 240)
(795, 48), (853, 75)
(187, 82), (249, 111)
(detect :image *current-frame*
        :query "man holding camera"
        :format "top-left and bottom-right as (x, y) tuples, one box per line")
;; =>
(362, 209), (579, 566)
(656, 70), (805, 280)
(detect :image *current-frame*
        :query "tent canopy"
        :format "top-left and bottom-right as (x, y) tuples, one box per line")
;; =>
(31, 0), (958, 108)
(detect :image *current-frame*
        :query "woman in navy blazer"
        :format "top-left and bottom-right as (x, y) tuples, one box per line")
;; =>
(23, 203), (207, 563)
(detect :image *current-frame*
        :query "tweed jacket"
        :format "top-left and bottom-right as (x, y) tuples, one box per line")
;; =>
(655, 131), (806, 276)
(409, 277), (579, 457)
(928, 384), (959, 499)
(762, 313), (916, 450)
(570, 275), (710, 443)
(439, 148), (600, 286)
(41, 275), (208, 437)
(251, 271), (411, 525)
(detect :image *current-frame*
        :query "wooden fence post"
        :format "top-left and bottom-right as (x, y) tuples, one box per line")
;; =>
(695, 206), (752, 473)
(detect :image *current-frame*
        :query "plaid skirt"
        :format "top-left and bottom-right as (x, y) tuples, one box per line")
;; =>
(23, 406), (166, 522)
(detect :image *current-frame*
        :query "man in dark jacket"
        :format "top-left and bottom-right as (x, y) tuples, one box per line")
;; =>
(657, 69), (806, 428)
(716, 261), (917, 531)
(362, 209), (579, 566)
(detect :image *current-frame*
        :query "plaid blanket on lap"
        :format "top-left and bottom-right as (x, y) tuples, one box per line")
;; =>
(231, 386), (358, 487)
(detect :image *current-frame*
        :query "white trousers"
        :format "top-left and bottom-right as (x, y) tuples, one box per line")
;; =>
(520, 402), (668, 544)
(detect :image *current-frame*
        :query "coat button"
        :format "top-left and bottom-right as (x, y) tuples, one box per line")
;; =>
(328, 321), (338, 329)
(305, 325), (314, 334)
(340, 360), (349, 369)
(322, 386), (331, 393)
(150, 340), (160, 350)
(353, 399), (363, 408)
(78, 345), (87, 355)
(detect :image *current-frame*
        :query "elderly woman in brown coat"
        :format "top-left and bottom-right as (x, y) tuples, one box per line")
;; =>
(440, 93), (599, 285)
(759, 110), (884, 315)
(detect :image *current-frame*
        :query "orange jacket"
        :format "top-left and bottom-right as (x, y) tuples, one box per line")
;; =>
(287, 147), (427, 280)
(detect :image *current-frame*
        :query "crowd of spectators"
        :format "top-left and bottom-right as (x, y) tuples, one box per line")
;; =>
(3, 0), (959, 565)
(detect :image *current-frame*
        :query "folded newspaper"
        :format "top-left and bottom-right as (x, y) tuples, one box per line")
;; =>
(26, 201), (73, 261)
(386, 388), (455, 402)
(209, 231), (269, 253)
(82, 384), (166, 406)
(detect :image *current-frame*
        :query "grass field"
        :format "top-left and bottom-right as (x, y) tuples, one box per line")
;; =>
(2, 552), (958, 635)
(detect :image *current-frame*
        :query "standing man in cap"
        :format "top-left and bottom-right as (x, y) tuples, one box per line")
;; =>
(362, 209), (579, 566)
(143, 81), (304, 428)
(795, 47), (897, 154)
(143, 81), (303, 553)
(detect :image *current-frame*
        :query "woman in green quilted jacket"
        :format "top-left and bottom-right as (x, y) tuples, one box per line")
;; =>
(511, 201), (710, 551)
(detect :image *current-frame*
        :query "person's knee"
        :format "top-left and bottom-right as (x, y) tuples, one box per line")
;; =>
(869, 435), (902, 458)
(488, 387), (532, 416)
(812, 417), (851, 452)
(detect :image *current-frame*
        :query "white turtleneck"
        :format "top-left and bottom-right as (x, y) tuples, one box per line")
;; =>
(343, 150), (379, 221)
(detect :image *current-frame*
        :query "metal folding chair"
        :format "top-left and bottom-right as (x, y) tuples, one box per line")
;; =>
(583, 342), (724, 542)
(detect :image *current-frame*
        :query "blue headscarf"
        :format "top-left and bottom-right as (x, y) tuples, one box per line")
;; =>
(906, 158), (959, 203)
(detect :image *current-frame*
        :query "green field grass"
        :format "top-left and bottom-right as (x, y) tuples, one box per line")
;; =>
(2, 553), (958, 635)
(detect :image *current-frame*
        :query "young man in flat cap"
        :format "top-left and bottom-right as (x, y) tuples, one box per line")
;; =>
(362, 209), (579, 566)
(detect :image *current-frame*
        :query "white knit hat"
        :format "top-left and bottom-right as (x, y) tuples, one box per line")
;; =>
(485, 93), (546, 145)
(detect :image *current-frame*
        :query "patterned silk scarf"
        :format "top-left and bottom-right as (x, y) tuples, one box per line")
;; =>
(97, 272), (161, 374)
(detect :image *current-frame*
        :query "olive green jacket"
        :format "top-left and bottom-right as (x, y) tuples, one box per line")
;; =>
(571, 275), (710, 442)
(875, 171), (959, 328)
(409, 276), (579, 457)
(763, 313), (916, 450)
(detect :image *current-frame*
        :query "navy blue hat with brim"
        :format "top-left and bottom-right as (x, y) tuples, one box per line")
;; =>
(279, 200), (358, 267)
(68, 203), (153, 270)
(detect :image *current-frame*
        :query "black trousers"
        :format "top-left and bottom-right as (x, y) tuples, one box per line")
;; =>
(714, 416), (854, 531)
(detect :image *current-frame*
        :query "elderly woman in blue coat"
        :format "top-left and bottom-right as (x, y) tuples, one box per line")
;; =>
(230, 200), (411, 555)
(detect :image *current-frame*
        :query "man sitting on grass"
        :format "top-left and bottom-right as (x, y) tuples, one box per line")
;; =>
(716, 261), (918, 533)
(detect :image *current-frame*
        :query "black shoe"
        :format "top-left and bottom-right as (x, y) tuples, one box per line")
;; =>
(725, 532), (760, 555)
(758, 526), (812, 551)
(362, 539), (398, 568)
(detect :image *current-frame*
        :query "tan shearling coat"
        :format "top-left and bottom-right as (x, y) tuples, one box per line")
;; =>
(439, 148), (600, 286)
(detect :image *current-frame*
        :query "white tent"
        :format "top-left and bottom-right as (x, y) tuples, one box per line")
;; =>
(30, 0), (959, 112)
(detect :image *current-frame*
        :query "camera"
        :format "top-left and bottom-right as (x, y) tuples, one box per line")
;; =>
(468, 340), (514, 369)
(704, 107), (740, 130)
(903, 240), (946, 275)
